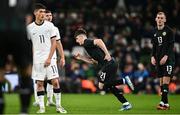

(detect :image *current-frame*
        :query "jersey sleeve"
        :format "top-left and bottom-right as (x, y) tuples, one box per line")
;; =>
(162, 29), (175, 56)
(26, 25), (31, 40)
(83, 39), (95, 47)
(151, 39), (156, 57)
(54, 27), (61, 41)
(49, 23), (57, 39)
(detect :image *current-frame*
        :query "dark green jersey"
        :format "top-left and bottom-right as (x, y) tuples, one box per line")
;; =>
(151, 25), (175, 65)
(83, 39), (107, 67)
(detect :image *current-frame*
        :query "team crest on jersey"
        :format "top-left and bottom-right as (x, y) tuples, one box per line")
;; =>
(162, 32), (166, 36)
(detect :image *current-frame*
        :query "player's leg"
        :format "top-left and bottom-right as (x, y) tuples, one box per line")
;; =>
(46, 80), (55, 106)
(47, 62), (67, 113)
(18, 64), (33, 114)
(32, 63), (46, 113)
(161, 76), (170, 109)
(158, 77), (164, 107)
(100, 60), (132, 111)
(0, 34), (8, 114)
(32, 66), (39, 106)
(51, 78), (67, 113)
(109, 85), (132, 111)
(156, 65), (165, 109)
(11, 31), (33, 114)
(157, 65), (173, 110)
(32, 79), (39, 106)
(100, 60), (134, 91)
(0, 68), (5, 114)
(36, 80), (45, 113)
(99, 82), (132, 111)
(108, 76), (134, 91)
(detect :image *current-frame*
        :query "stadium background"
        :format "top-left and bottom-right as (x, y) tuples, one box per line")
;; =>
(1, 0), (180, 113)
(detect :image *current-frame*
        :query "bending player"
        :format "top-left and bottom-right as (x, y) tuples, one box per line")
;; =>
(74, 28), (134, 111)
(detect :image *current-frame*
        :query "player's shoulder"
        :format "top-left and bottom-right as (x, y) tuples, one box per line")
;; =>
(27, 22), (35, 28)
(53, 26), (59, 32)
(44, 20), (54, 26)
(165, 25), (173, 33)
(54, 26), (58, 30)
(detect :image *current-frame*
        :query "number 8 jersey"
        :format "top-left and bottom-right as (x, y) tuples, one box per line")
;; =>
(27, 20), (57, 64)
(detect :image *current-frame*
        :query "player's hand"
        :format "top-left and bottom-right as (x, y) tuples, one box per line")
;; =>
(44, 58), (51, 67)
(104, 54), (111, 61)
(151, 56), (156, 65)
(59, 58), (65, 68)
(74, 53), (81, 60)
(160, 55), (168, 65)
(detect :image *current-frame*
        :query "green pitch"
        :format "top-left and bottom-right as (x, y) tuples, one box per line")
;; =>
(4, 94), (180, 114)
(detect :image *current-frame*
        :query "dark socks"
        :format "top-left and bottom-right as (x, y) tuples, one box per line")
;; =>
(19, 76), (32, 113)
(0, 82), (5, 114)
(160, 85), (163, 102)
(37, 91), (45, 96)
(109, 86), (128, 104)
(161, 84), (169, 104)
(53, 88), (61, 93)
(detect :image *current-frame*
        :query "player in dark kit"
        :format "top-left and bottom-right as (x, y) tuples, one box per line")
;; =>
(151, 12), (175, 110)
(0, 0), (33, 114)
(74, 28), (134, 111)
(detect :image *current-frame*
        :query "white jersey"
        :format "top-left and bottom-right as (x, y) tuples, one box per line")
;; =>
(27, 21), (57, 64)
(53, 26), (61, 58)
(54, 26), (61, 41)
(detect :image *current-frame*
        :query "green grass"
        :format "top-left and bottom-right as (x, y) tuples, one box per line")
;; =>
(4, 93), (180, 114)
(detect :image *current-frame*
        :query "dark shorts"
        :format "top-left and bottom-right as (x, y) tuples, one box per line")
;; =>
(156, 64), (174, 78)
(0, 31), (32, 69)
(98, 58), (118, 84)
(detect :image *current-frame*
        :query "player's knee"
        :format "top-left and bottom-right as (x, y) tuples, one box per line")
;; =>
(36, 81), (44, 90)
(98, 82), (104, 90)
(51, 78), (60, 88)
(18, 64), (32, 77)
(163, 76), (170, 84)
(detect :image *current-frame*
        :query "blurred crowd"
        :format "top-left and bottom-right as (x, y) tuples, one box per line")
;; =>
(3, 0), (180, 94)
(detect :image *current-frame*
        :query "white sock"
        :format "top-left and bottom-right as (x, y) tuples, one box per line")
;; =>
(38, 95), (45, 109)
(54, 93), (61, 107)
(46, 83), (54, 103)
(123, 102), (130, 105)
(33, 80), (38, 103)
(160, 101), (165, 106)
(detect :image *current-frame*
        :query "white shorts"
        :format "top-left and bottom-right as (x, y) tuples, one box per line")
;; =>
(32, 61), (59, 81)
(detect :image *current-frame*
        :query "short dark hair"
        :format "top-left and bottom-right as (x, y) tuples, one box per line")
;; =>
(74, 28), (87, 39)
(33, 3), (46, 11)
(46, 10), (52, 13)
(157, 11), (166, 18)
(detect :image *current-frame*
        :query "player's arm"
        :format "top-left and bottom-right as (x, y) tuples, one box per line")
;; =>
(151, 35), (157, 65)
(160, 30), (174, 65)
(56, 40), (65, 67)
(48, 37), (57, 59)
(93, 39), (111, 61)
(74, 53), (98, 65)
(55, 27), (65, 67)
(44, 37), (56, 67)
(151, 42), (156, 65)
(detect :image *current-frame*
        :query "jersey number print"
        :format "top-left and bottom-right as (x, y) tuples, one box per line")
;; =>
(157, 36), (163, 44)
(166, 65), (172, 74)
(100, 72), (106, 82)
(39, 35), (45, 43)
